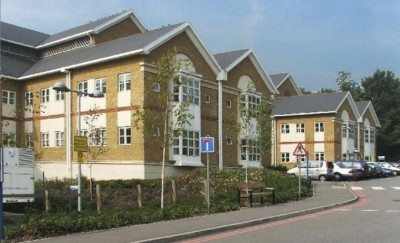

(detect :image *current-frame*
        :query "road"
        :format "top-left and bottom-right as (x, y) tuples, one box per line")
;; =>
(181, 176), (400, 243)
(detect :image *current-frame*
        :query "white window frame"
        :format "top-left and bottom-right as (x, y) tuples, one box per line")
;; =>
(78, 81), (88, 94)
(119, 73), (131, 92)
(296, 123), (304, 133)
(41, 132), (50, 147)
(25, 91), (33, 105)
(55, 90), (64, 101)
(119, 127), (131, 145)
(26, 133), (34, 148)
(240, 139), (260, 162)
(364, 129), (370, 143)
(281, 152), (290, 163)
(315, 122), (324, 132)
(41, 88), (50, 104)
(315, 152), (325, 161)
(55, 131), (64, 147)
(281, 124), (290, 134)
(226, 100), (232, 108)
(152, 82), (160, 92)
(204, 95), (211, 103)
(95, 77), (107, 94)
(172, 130), (200, 157)
(173, 75), (200, 105)
(2, 90), (16, 105)
(226, 137), (233, 145)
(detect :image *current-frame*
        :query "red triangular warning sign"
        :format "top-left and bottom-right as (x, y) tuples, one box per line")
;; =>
(293, 143), (307, 156)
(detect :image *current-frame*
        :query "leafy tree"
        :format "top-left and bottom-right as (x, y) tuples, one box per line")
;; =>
(133, 49), (194, 208)
(336, 70), (363, 101)
(299, 86), (312, 95)
(83, 105), (108, 191)
(361, 70), (400, 160)
(238, 83), (273, 182)
(318, 88), (336, 93)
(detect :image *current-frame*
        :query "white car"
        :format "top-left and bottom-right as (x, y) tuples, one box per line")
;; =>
(376, 162), (400, 175)
(287, 161), (334, 181)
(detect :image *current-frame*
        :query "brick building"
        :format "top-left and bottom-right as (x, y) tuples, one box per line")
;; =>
(0, 10), (380, 180)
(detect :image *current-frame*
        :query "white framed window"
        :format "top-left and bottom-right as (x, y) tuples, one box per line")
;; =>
(55, 90), (64, 101)
(119, 73), (131, 91)
(204, 95), (211, 103)
(240, 93), (261, 118)
(281, 152), (290, 163)
(2, 91), (16, 105)
(41, 88), (50, 104)
(315, 152), (325, 161)
(315, 122), (324, 132)
(41, 132), (50, 147)
(78, 81), (88, 95)
(173, 76), (200, 105)
(342, 153), (347, 160)
(25, 91), (33, 105)
(296, 123), (304, 133)
(153, 127), (160, 137)
(79, 129), (89, 137)
(226, 137), (233, 145)
(226, 100), (232, 108)
(89, 128), (107, 146)
(26, 133), (34, 148)
(364, 129), (369, 143)
(119, 127), (131, 145)
(281, 124), (290, 134)
(55, 131), (64, 147)
(172, 130), (200, 156)
(95, 77), (107, 94)
(370, 130), (375, 143)
(152, 82), (160, 92)
(240, 139), (260, 161)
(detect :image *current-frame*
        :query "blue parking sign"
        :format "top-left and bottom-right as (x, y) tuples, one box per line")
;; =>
(201, 137), (214, 153)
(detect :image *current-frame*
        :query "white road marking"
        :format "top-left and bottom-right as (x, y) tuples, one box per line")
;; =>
(386, 210), (400, 213)
(361, 210), (379, 212)
(350, 186), (364, 190)
(391, 187), (400, 190)
(371, 187), (386, 190)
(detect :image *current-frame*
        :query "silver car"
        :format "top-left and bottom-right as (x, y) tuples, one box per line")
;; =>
(287, 161), (334, 181)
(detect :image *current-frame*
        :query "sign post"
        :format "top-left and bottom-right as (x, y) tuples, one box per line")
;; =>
(201, 137), (214, 213)
(293, 143), (308, 199)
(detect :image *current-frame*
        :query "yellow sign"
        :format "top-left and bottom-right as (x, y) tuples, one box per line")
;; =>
(74, 136), (88, 152)
(77, 152), (84, 163)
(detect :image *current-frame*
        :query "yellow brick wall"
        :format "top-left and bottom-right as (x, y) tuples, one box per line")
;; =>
(93, 18), (143, 44)
(276, 79), (298, 97)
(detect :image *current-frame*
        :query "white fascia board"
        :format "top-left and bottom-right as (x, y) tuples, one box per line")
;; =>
(287, 74), (303, 95)
(0, 75), (19, 80)
(337, 93), (360, 120)
(19, 49), (144, 80)
(225, 49), (252, 73)
(37, 31), (93, 49)
(142, 22), (221, 76)
(275, 73), (290, 88)
(1, 38), (37, 48)
(273, 111), (336, 117)
(358, 102), (381, 127)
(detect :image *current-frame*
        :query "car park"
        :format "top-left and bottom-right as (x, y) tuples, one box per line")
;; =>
(332, 161), (369, 180)
(287, 161), (334, 181)
(367, 162), (393, 177)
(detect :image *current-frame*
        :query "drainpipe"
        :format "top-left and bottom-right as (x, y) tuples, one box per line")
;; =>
(61, 68), (72, 178)
(217, 70), (227, 170)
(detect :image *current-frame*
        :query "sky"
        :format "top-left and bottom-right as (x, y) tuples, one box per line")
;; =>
(1, 0), (400, 91)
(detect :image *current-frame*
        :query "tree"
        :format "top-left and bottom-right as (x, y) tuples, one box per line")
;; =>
(133, 49), (194, 208)
(299, 86), (312, 95)
(83, 105), (108, 191)
(336, 70), (363, 101)
(238, 83), (273, 182)
(361, 70), (400, 160)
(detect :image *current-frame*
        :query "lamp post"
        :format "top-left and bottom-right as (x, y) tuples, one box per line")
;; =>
(53, 81), (104, 211)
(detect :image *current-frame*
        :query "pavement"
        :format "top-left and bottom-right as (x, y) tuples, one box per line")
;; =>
(31, 181), (357, 243)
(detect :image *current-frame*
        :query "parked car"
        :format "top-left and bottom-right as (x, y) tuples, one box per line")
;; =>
(377, 162), (400, 175)
(367, 162), (393, 177)
(333, 161), (369, 180)
(287, 161), (334, 181)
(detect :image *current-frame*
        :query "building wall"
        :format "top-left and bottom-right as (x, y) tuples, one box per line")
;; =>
(93, 18), (143, 45)
(276, 79), (298, 97)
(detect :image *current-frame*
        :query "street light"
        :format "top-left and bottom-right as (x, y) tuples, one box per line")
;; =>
(53, 81), (104, 211)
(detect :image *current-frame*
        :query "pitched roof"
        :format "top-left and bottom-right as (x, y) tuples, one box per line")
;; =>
(0, 53), (36, 78)
(269, 73), (290, 87)
(19, 23), (182, 78)
(213, 49), (279, 94)
(0, 22), (49, 47)
(37, 11), (146, 48)
(273, 91), (360, 118)
(214, 49), (249, 70)
(355, 101), (381, 127)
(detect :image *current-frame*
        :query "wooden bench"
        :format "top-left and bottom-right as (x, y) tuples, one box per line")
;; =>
(237, 182), (275, 207)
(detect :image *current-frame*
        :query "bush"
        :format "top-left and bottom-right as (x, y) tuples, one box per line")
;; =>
(4, 167), (312, 241)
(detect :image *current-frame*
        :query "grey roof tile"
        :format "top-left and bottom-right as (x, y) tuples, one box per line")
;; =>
(355, 101), (369, 115)
(0, 22), (49, 47)
(270, 73), (289, 87)
(273, 91), (348, 116)
(1, 53), (37, 77)
(21, 23), (182, 77)
(213, 49), (249, 70)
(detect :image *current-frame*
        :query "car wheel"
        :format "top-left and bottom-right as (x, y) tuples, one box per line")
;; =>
(334, 173), (342, 181)
(394, 171), (398, 176)
(319, 175), (327, 181)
